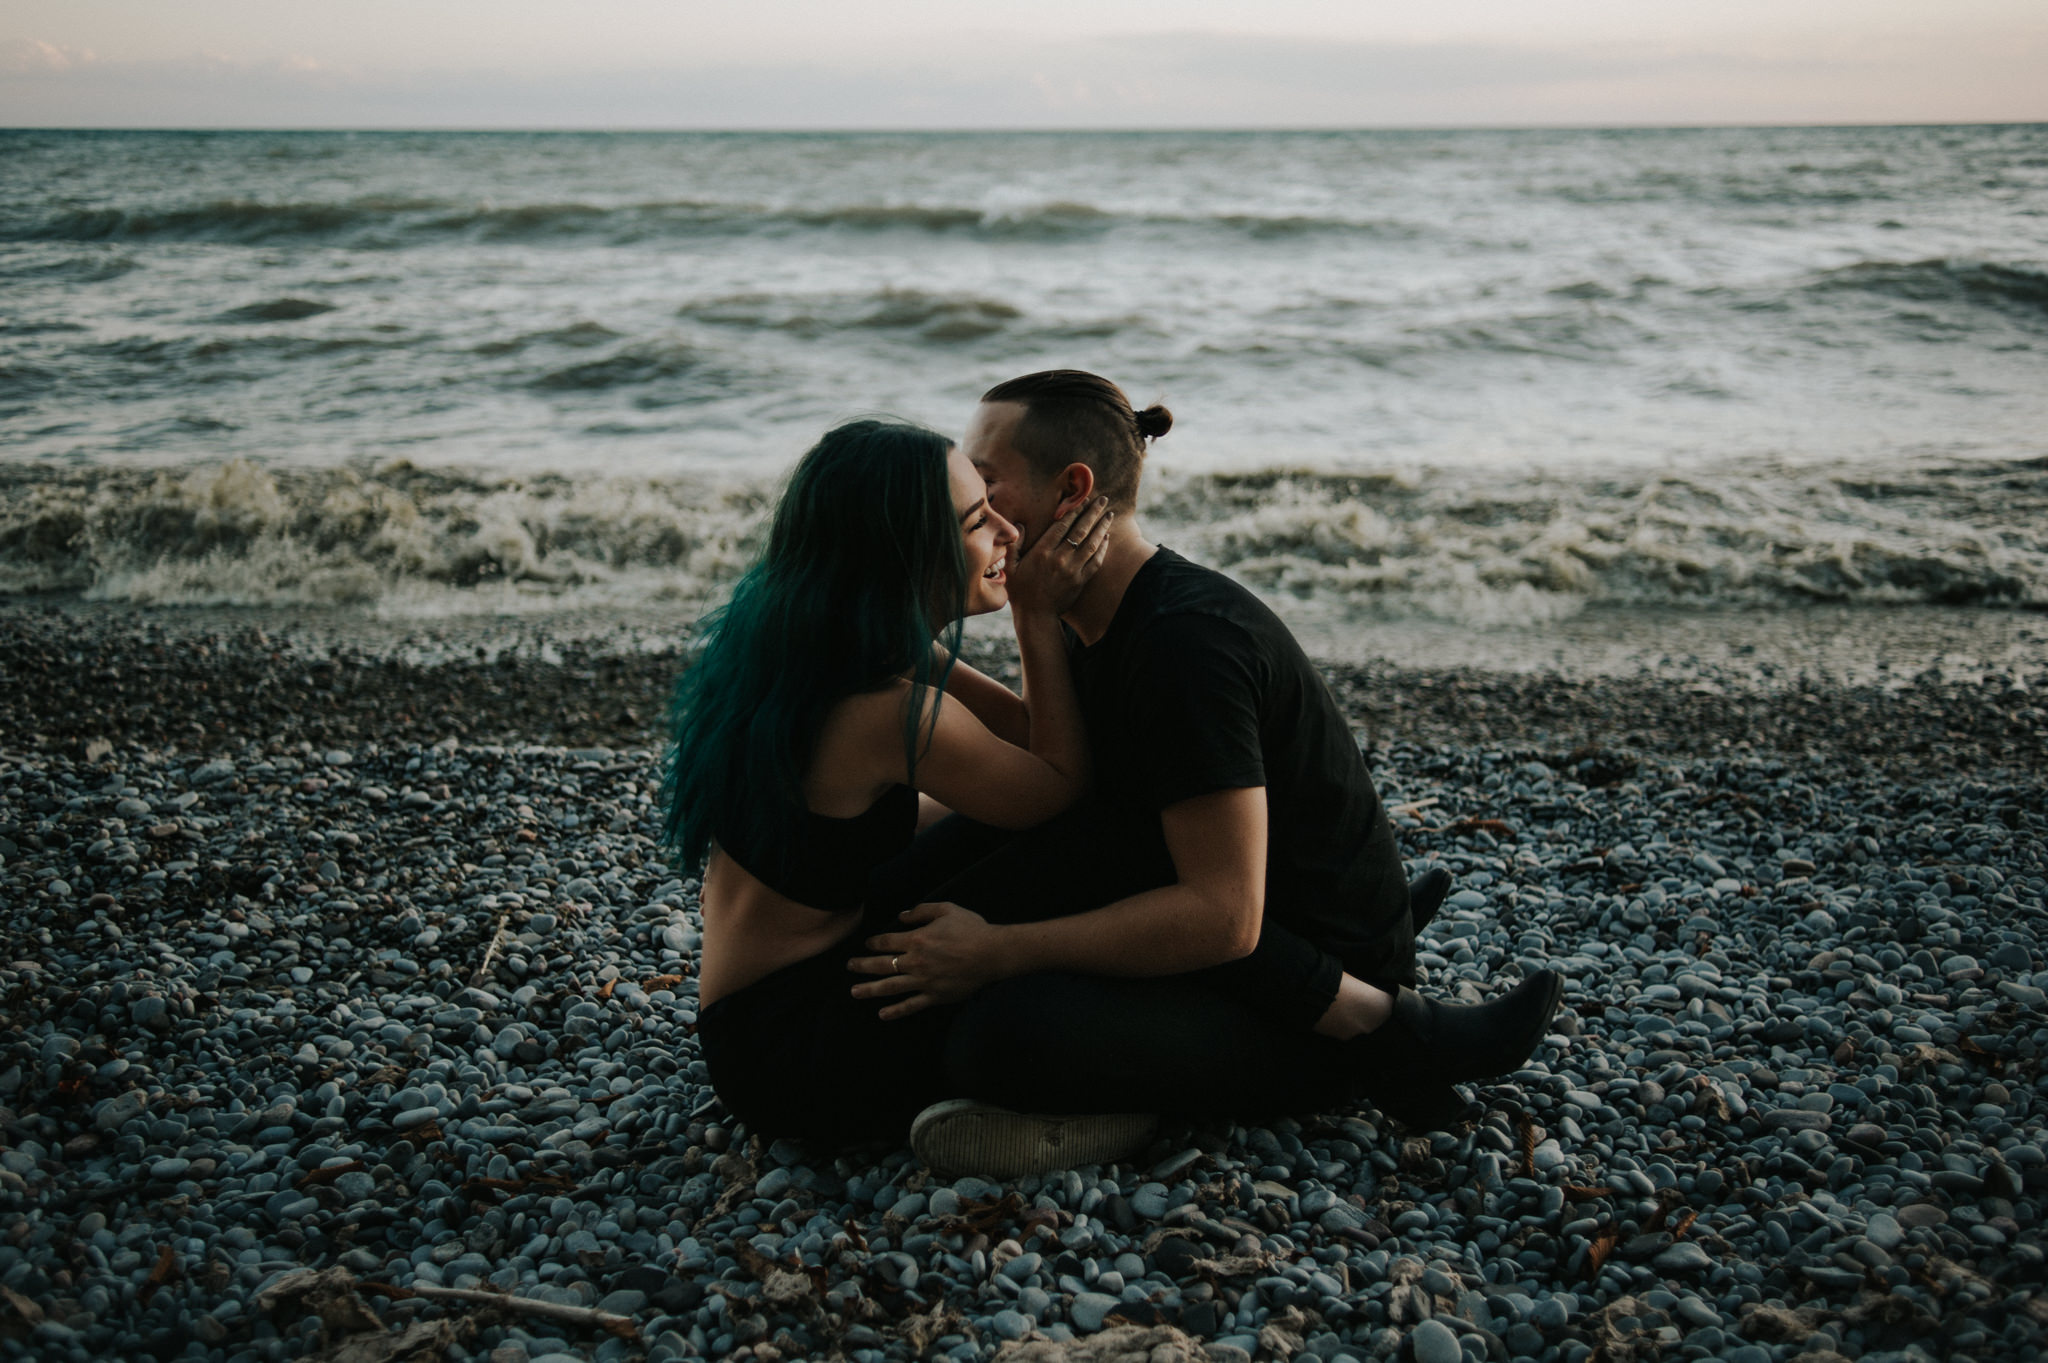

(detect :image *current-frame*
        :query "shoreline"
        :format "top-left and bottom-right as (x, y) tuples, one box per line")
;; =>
(5, 597), (2043, 780)
(1, 598), (2044, 1363)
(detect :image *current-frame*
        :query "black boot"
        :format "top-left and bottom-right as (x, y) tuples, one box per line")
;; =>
(1349, 970), (1564, 1119)
(1374, 1082), (1480, 1132)
(1407, 866), (1453, 935)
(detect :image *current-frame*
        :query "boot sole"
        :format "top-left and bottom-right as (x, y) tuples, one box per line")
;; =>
(1408, 866), (1454, 936)
(1376, 1082), (1478, 1132)
(910, 1100), (1158, 1179)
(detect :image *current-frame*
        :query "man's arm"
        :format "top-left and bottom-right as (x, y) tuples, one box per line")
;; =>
(850, 786), (1266, 1018)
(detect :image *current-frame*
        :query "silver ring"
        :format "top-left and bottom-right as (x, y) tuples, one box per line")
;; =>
(1064, 535), (1084, 547)
(892, 956), (902, 972)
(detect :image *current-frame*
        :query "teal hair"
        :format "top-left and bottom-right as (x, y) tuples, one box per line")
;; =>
(661, 419), (965, 872)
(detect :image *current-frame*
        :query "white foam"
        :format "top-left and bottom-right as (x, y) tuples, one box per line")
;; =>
(5, 450), (2042, 626)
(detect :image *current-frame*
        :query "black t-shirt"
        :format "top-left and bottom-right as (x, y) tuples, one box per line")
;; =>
(1069, 547), (1407, 949)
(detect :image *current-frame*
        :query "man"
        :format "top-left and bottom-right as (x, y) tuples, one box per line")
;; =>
(852, 371), (1560, 1173)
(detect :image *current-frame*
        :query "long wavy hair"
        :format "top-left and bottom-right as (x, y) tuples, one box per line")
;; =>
(661, 419), (965, 872)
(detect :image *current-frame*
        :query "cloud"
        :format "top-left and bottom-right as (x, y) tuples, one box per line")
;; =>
(1, 36), (94, 74)
(1, 27), (2042, 128)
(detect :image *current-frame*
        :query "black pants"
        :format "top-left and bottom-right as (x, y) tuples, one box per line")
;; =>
(703, 799), (1414, 1142)
(879, 800), (1416, 1119)
(696, 904), (958, 1148)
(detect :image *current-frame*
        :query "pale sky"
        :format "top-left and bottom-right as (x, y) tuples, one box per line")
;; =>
(3, 0), (2043, 129)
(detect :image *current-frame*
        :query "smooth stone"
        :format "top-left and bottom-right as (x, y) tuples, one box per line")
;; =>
(1761, 1110), (1829, 1132)
(1866, 1213), (1904, 1250)
(1071, 1292), (1120, 1332)
(1652, 1243), (1712, 1274)
(1802, 1266), (1863, 1291)
(1410, 1318), (1462, 1363)
(95, 1092), (146, 1131)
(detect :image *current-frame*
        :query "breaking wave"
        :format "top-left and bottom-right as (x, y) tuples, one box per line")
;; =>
(0, 194), (1422, 249)
(1811, 258), (2048, 318)
(3, 455), (2042, 624)
(1149, 459), (2048, 625)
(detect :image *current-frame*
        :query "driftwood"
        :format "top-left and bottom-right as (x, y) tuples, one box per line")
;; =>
(363, 1282), (640, 1339)
(469, 905), (513, 986)
(258, 1266), (641, 1346)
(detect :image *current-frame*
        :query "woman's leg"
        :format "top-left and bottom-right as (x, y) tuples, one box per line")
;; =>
(701, 938), (959, 1149)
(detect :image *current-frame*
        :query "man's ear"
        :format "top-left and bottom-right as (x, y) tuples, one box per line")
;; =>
(1052, 463), (1097, 519)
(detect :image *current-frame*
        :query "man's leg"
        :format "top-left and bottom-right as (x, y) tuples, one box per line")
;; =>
(942, 971), (1355, 1120)
(883, 804), (1558, 1130)
(882, 804), (1428, 1036)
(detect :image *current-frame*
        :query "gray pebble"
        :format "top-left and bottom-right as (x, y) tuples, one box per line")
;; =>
(1070, 1292), (1121, 1332)
(1652, 1243), (1712, 1274)
(1410, 1318), (1462, 1363)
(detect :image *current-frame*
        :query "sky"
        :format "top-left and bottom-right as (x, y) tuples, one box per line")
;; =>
(3, 0), (2044, 129)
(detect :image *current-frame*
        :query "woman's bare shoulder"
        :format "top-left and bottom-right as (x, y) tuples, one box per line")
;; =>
(823, 678), (913, 739)
(806, 680), (915, 809)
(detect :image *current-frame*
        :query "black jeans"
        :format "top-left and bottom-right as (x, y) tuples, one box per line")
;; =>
(703, 798), (1415, 1142)
(696, 903), (958, 1148)
(874, 800), (1416, 1118)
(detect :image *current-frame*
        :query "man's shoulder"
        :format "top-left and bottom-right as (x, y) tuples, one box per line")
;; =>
(1133, 549), (1289, 643)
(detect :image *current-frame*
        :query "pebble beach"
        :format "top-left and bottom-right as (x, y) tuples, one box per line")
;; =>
(2, 601), (2044, 1363)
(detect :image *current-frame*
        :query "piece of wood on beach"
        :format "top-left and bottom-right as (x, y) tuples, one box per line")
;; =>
(368, 1282), (641, 1339)
(469, 905), (513, 987)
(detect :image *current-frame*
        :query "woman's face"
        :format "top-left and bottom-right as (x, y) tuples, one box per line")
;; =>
(948, 444), (1019, 617)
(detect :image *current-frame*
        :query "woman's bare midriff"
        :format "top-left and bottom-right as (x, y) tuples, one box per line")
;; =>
(696, 849), (862, 1009)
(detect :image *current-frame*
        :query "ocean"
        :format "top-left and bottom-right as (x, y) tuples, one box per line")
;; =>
(2, 126), (2044, 666)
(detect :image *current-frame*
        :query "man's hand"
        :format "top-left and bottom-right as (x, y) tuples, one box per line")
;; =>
(848, 902), (1007, 1020)
(1004, 496), (1113, 616)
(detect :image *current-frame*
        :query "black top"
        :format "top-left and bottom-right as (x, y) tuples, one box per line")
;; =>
(717, 784), (918, 913)
(1068, 548), (1405, 944)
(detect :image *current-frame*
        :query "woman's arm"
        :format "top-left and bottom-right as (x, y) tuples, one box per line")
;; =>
(930, 653), (1028, 746)
(930, 497), (1113, 747)
(904, 499), (1112, 828)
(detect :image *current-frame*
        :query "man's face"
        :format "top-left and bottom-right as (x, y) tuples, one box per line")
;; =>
(961, 401), (1064, 555)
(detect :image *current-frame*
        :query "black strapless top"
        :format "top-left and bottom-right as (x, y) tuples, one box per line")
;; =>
(716, 784), (918, 913)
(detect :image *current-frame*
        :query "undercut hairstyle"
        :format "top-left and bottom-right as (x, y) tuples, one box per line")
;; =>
(661, 419), (965, 872)
(980, 370), (1171, 510)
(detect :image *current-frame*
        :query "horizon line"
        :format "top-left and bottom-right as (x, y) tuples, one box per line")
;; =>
(6, 118), (2047, 136)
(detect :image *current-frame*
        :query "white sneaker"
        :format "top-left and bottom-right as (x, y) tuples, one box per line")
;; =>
(910, 1099), (1158, 1179)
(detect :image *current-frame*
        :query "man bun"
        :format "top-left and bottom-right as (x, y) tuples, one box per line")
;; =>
(979, 370), (1165, 508)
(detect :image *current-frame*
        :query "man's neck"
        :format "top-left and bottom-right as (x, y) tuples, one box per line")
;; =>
(1060, 522), (1157, 647)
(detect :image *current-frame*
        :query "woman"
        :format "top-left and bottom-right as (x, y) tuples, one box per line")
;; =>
(662, 418), (1112, 1146)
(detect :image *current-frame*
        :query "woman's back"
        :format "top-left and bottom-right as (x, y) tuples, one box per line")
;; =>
(696, 682), (924, 1006)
